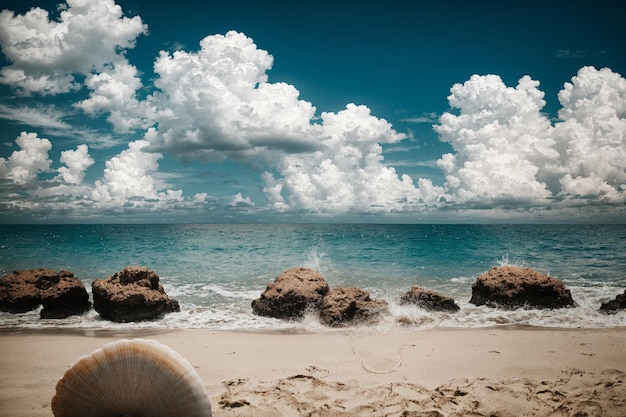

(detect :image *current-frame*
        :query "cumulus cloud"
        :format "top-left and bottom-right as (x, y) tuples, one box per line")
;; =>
(57, 144), (95, 184)
(230, 192), (255, 207)
(434, 66), (626, 207)
(0, 0), (147, 95)
(0, 131), (52, 185)
(263, 104), (445, 213)
(147, 31), (317, 160)
(91, 140), (169, 205)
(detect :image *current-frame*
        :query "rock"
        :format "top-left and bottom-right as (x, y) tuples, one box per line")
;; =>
(400, 285), (460, 312)
(319, 287), (388, 327)
(469, 266), (575, 309)
(252, 267), (329, 319)
(599, 290), (626, 313)
(38, 271), (91, 319)
(0, 269), (90, 318)
(92, 266), (180, 322)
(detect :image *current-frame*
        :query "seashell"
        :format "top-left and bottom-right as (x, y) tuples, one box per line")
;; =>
(51, 338), (212, 417)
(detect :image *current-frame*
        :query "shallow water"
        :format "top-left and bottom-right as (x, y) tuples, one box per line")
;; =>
(1, 224), (625, 330)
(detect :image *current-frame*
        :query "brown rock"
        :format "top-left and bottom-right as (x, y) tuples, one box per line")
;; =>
(400, 285), (460, 312)
(319, 287), (388, 327)
(0, 269), (90, 318)
(92, 266), (180, 322)
(252, 267), (329, 319)
(599, 290), (626, 313)
(469, 266), (575, 309)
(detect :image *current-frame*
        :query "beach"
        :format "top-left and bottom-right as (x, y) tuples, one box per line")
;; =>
(1, 327), (625, 416)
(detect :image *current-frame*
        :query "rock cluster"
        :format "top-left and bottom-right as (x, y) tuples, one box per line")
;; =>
(469, 266), (575, 309)
(400, 285), (460, 312)
(92, 266), (180, 322)
(252, 267), (388, 327)
(0, 269), (90, 318)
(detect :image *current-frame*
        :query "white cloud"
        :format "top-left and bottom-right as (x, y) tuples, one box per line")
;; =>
(77, 61), (153, 133)
(230, 192), (254, 207)
(553, 66), (626, 202)
(57, 144), (95, 184)
(0, 131), (52, 185)
(0, 0), (147, 95)
(91, 140), (162, 204)
(263, 104), (445, 213)
(146, 31), (318, 160)
(434, 66), (626, 208)
(0, 104), (71, 129)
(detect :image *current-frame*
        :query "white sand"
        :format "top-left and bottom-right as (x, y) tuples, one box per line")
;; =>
(1, 327), (625, 416)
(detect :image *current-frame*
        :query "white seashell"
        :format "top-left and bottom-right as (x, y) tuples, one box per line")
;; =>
(51, 338), (212, 417)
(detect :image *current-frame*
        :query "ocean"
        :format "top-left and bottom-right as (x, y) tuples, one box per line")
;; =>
(1, 223), (625, 331)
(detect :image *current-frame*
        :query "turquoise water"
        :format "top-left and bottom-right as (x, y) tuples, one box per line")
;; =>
(1, 224), (625, 330)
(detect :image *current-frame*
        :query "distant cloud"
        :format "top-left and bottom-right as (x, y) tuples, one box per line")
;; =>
(400, 112), (438, 124)
(0, 104), (71, 130)
(554, 49), (608, 59)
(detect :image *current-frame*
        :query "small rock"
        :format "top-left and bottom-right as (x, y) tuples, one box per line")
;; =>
(319, 286), (388, 327)
(400, 285), (460, 312)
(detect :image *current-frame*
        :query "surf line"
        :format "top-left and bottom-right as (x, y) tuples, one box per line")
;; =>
(349, 333), (407, 374)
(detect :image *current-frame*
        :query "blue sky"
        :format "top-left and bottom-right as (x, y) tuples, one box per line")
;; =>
(0, 0), (625, 223)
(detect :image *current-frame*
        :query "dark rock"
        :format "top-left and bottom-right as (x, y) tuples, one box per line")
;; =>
(599, 290), (626, 313)
(0, 269), (90, 318)
(252, 267), (329, 319)
(38, 271), (91, 319)
(92, 266), (180, 322)
(319, 286), (388, 327)
(469, 266), (575, 309)
(400, 285), (460, 312)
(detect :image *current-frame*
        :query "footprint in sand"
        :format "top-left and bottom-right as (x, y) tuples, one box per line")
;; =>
(305, 365), (330, 378)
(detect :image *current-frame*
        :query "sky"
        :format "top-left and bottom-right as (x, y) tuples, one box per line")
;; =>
(0, 0), (625, 223)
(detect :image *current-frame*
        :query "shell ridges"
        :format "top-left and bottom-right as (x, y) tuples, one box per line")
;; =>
(51, 338), (212, 417)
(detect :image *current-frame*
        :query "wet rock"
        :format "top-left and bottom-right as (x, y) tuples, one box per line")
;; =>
(0, 269), (90, 318)
(469, 266), (575, 309)
(92, 266), (180, 322)
(599, 290), (626, 313)
(319, 286), (388, 327)
(252, 267), (329, 319)
(400, 285), (460, 312)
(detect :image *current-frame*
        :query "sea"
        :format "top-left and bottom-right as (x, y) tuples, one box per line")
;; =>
(0, 223), (625, 331)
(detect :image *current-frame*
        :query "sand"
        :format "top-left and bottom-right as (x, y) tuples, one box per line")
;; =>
(1, 327), (625, 416)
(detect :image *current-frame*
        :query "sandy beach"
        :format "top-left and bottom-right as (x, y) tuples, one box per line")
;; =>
(1, 327), (625, 416)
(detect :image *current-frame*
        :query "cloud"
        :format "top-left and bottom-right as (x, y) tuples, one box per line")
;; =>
(263, 104), (445, 213)
(91, 140), (164, 205)
(57, 144), (95, 184)
(0, 104), (71, 129)
(400, 112), (438, 124)
(230, 192), (255, 207)
(146, 31), (317, 160)
(77, 61), (153, 133)
(554, 49), (607, 59)
(0, 0), (147, 95)
(0, 131), (52, 185)
(553, 66), (626, 201)
(434, 66), (626, 207)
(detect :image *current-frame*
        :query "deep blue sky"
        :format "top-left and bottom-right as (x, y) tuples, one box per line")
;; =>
(0, 0), (625, 223)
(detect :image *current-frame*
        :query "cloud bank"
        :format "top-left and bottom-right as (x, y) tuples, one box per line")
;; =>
(0, 0), (624, 221)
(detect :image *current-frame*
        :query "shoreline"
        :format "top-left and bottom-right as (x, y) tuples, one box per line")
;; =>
(1, 327), (625, 416)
